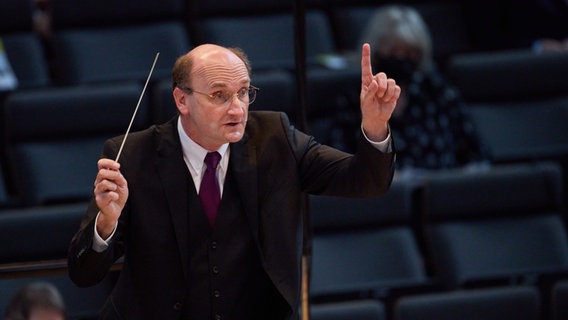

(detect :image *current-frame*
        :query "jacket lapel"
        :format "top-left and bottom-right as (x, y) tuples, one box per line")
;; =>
(230, 137), (260, 249)
(155, 120), (191, 279)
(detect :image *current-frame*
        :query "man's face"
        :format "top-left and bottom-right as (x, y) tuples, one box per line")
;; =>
(177, 46), (250, 151)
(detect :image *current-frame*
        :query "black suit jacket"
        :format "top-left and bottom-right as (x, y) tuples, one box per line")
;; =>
(68, 111), (395, 319)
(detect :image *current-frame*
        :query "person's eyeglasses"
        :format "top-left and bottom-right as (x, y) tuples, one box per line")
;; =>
(178, 85), (259, 106)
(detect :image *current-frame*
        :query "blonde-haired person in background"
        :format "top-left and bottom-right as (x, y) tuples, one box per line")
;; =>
(360, 5), (489, 174)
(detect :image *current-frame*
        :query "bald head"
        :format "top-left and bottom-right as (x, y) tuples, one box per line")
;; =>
(172, 44), (251, 90)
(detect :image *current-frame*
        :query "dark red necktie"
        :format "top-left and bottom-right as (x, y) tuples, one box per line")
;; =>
(199, 152), (221, 227)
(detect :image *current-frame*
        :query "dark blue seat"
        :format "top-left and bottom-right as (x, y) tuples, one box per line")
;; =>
(420, 162), (568, 290)
(192, 10), (336, 72)
(0, 203), (87, 263)
(394, 286), (541, 320)
(449, 49), (568, 103)
(466, 97), (568, 163)
(3, 83), (149, 206)
(309, 180), (432, 301)
(49, 0), (190, 85)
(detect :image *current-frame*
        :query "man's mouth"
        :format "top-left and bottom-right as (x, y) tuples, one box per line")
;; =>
(225, 119), (243, 127)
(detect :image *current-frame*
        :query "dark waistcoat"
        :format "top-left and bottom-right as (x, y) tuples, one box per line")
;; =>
(182, 169), (288, 320)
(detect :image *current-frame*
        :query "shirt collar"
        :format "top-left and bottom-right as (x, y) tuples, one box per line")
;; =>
(177, 117), (229, 174)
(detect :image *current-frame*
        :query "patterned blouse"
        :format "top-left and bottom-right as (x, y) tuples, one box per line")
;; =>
(389, 69), (488, 170)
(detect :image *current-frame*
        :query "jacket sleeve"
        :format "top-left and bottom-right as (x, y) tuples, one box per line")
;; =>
(67, 137), (126, 287)
(288, 114), (396, 198)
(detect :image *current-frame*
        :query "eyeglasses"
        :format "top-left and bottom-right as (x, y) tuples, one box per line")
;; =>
(178, 85), (259, 106)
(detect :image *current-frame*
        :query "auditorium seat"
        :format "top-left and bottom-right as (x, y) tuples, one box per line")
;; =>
(448, 50), (568, 103)
(0, 188), (118, 317)
(1, 0), (52, 208)
(448, 49), (568, 202)
(3, 82), (150, 206)
(394, 286), (541, 320)
(0, 203), (87, 263)
(420, 162), (568, 290)
(2, 35), (51, 90)
(49, 0), (190, 85)
(248, 70), (297, 117)
(311, 299), (386, 320)
(466, 97), (568, 163)
(191, 9), (336, 71)
(309, 180), (433, 302)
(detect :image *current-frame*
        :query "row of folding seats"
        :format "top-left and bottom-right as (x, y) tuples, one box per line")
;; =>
(447, 49), (568, 207)
(310, 284), (550, 320)
(308, 161), (568, 319)
(447, 49), (568, 163)
(0, 3), (154, 310)
(311, 281), (568, 320)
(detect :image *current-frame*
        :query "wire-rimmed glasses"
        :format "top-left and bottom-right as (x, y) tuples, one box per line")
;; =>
(178, 85), (259, 106)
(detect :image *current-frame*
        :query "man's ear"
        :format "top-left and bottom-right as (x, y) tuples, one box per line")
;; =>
(173, 87), (189, 115)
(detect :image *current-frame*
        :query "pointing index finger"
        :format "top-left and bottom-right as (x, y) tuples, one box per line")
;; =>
(361, 43), (373, 87)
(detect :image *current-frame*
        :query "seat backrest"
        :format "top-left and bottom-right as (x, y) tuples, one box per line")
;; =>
(50, 0), (186, 28)
(394, 286), (541, 320)
(466, 97), (568, 163)
(421, 162), (568, 289)
(51, 22), (190, 85)
(311, 299), (386, 320)
(3, 83), (150, 206)
(192, 10), (336, 71)
(49, 0), (190, 85)
(2, 35), (51, 89)
(0, 203), (86, 263)
(448, 50), (568, 103)
(309, 180), (428, 298)
(188, 0), (293, 16)
(248, 70), (297, 116)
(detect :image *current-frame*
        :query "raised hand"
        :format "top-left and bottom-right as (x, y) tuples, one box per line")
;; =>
(360, 43), (401, 142)
(94, 158), (129, 239)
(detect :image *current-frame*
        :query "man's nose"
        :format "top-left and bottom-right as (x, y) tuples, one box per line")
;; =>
(227, 96), (246, 114)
